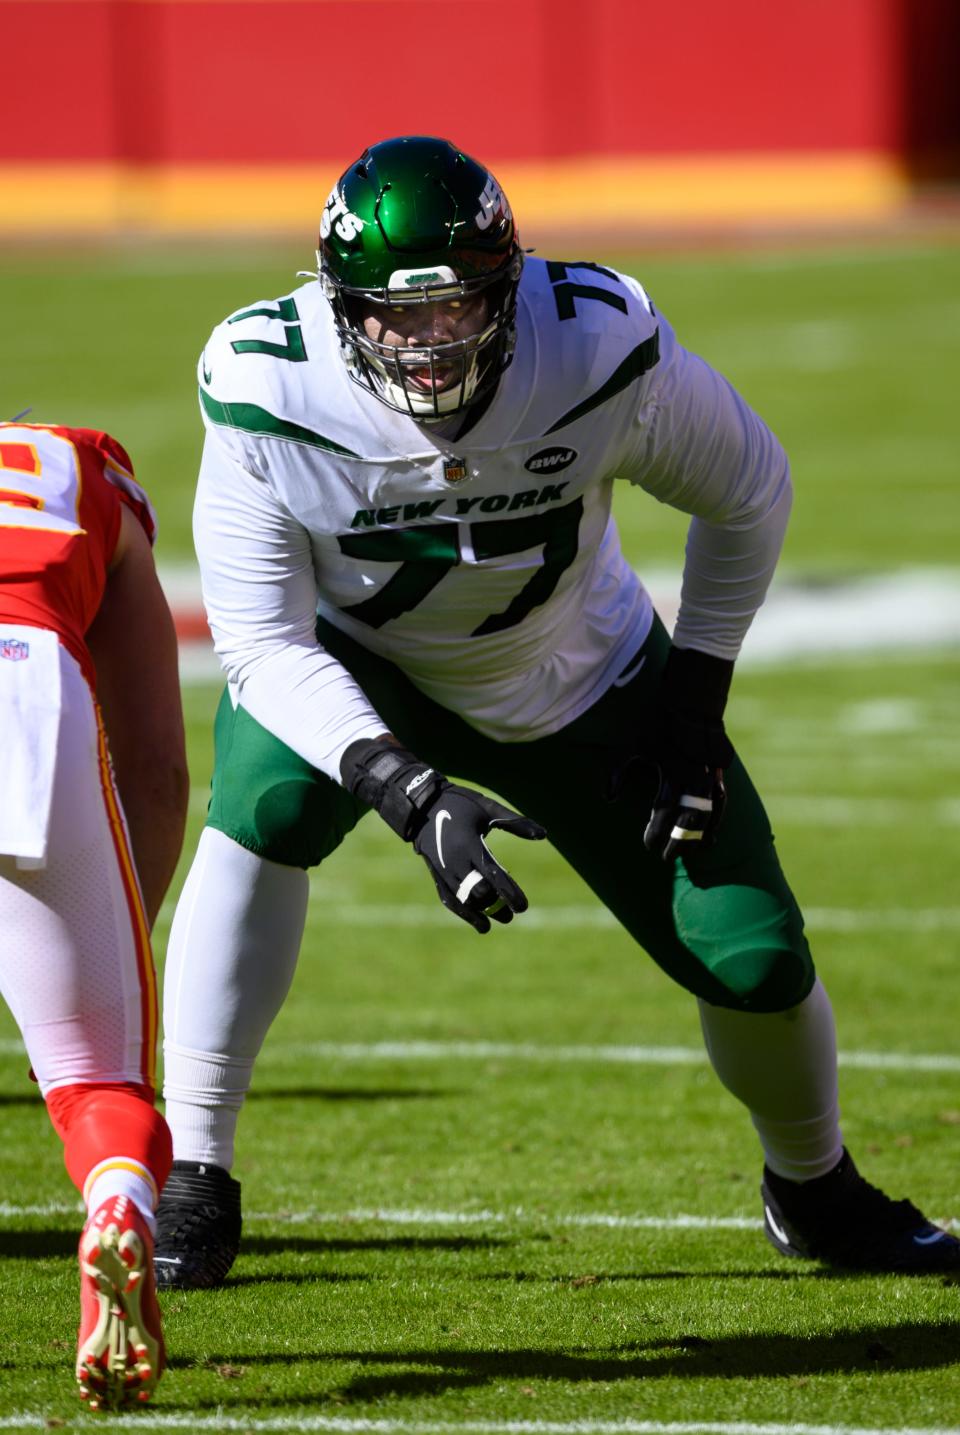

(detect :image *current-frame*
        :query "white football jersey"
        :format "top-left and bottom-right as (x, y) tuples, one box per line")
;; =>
(194, 258), (791, 779)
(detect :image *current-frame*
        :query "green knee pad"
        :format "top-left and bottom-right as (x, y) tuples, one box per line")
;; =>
(205, 688), (366, 869)
(672, 858), (815, 1013)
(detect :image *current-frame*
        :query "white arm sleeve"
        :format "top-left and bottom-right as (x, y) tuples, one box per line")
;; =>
(193, 429), (389, 780)
(629, 343), (792, 659)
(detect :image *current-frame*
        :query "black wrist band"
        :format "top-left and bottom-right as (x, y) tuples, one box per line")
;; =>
(340, 737), (447, 841)
(662, 646), (735, 723)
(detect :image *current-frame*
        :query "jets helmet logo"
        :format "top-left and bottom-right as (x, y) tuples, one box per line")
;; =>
(474, 176), (509, 232)
(320, 187), (364, 244)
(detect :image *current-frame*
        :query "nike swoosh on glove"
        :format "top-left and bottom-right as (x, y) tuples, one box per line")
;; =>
(412, 785), (545, 933)
(643, 646), (736, 863)
(340, 738), (546, 933)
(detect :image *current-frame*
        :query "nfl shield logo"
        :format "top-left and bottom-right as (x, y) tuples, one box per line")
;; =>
(0, 637), (29, 661)
(442, 456), (468, 485)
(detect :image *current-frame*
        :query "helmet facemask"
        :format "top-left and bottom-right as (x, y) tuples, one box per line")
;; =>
(316, 137), (523, 424)
(321, 256), (522, 422)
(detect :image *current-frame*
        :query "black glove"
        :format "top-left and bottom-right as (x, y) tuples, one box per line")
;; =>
(340, 738), (546, 933)
(643, 646), (736, 863)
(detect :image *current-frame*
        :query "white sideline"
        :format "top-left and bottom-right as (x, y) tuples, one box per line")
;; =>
(2, 1415), (960, 1435)
(2, 1036), (960, 1072)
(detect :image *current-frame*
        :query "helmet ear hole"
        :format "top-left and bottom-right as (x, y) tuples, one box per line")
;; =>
(317, 135), (523, 420)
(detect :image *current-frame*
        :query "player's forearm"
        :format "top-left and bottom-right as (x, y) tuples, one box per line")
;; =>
(672, 472), (792, 658)
(220, 634), (389, 781)
(87, 507), (190, 927)
(112, 754), (189, 927)
(195, 436), (390, 776)
(93, 659), (189, 927)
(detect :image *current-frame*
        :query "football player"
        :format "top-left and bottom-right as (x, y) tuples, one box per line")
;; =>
(156, 135), (959, 1286)
(0, 424), (188, 1408)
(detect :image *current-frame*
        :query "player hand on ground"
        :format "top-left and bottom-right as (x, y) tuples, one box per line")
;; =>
(643, 646), (736, 863)
(340, 738), (545, 932)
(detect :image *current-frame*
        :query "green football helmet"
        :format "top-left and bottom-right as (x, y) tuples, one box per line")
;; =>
(317, 136), (523, 421)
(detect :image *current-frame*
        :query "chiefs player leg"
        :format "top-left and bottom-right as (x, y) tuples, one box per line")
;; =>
(0, 648), (172, 1408)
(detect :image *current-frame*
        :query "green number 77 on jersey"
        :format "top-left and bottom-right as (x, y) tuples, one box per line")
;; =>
(337, 497), (584, 636)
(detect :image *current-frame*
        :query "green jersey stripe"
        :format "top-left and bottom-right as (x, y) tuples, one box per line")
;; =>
(199, 389), (360, 457)
(544, 330), (660, 435)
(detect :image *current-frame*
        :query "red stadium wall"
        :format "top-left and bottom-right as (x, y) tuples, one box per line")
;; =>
(2, 0), (957, 234)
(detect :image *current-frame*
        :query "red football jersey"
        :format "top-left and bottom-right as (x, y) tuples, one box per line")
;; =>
(0, 423), (156, 684)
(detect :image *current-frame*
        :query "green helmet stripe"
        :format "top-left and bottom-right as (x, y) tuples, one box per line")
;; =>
(200, 389), (359, 458)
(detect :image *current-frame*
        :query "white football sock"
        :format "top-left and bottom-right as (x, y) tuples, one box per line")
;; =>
(698, 977), (844, 1182)
(162, 827), (309, 1170)
(161, 1044), (255, 1170)
(86, 1168), (158, 1235)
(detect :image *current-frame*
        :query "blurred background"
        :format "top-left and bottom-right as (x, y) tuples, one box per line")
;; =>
(2, 0), (959, 238)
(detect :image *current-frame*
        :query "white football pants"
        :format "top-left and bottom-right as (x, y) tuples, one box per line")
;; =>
(0, 641), (157, 1096)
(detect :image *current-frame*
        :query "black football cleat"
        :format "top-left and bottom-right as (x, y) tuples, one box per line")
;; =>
(153, 1160), (242, 1289)
(762, 1148), (960, 1273)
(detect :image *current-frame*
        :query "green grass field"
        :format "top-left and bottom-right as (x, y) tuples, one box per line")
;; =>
(0, 238), (959, 1431)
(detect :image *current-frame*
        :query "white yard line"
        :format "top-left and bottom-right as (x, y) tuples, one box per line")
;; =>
(243, 1209), (765, 1231)
(186, 789), (958, 826)
(0, 1201), (759, 1229)
(2, 1036), (960, 1072)
(258, 1040), (960, 1074)
(0, 1201), (83, 1217)
(1, 1415), (959, 1435)
(0, 1201), (757, 1228)
(2, 1199), (957, 1234)
(767, 797), (960, 826)
(293, 902), (960, 935)
(151, 892), (960, 935)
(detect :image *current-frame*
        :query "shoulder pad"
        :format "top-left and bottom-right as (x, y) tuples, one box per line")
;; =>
(515, 259), (662, 438)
